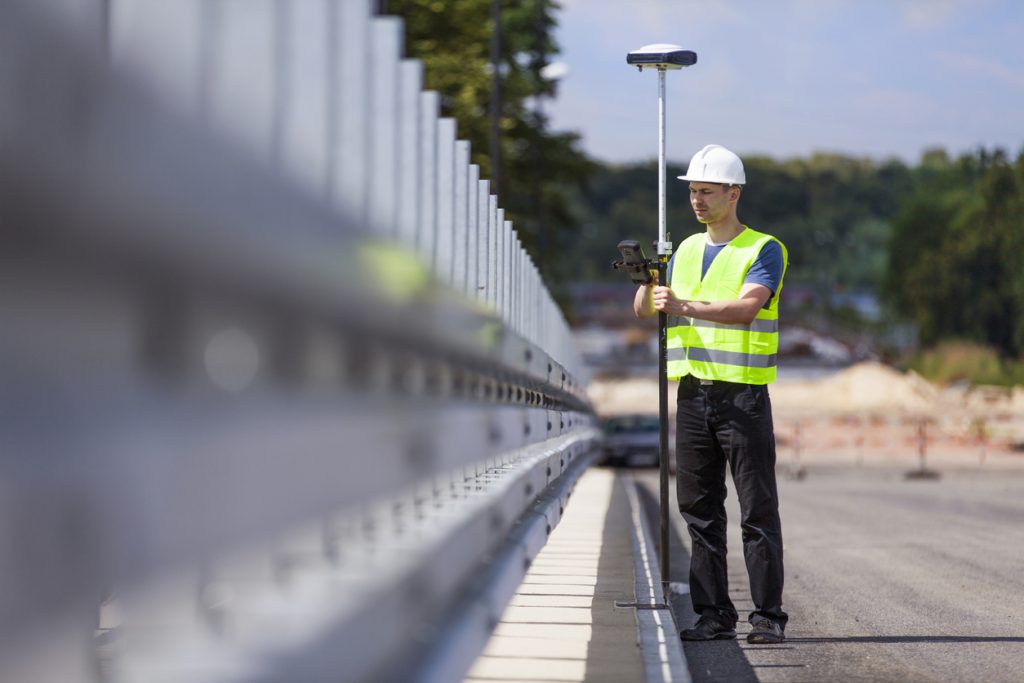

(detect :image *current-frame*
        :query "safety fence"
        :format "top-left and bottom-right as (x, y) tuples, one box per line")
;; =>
(777, 413), (1016, 477)
(0, 2), (600, 682)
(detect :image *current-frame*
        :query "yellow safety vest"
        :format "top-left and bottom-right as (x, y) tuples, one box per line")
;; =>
(666, 227), (787, 384)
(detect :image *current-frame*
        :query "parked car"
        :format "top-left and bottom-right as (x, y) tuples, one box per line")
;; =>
(598, 413), (661, 468)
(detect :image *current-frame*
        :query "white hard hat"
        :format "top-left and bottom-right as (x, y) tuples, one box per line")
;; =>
(677, 144), (746, 185)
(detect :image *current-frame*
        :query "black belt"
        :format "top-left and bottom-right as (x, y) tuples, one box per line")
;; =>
(679, 374), (742, 387)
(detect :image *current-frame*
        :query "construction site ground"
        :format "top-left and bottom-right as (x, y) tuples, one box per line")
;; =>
(588, 361), (1024, 471)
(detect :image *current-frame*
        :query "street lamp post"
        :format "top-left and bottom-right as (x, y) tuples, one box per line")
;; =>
(625, 43), (696, 600)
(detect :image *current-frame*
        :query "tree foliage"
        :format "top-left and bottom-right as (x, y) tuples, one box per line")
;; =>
(885, 148), (1024, 357)
(569, 154), (913, 300)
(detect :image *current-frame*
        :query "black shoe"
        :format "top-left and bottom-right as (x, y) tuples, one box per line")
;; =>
(747, 618), (785, 644)
(680, 617), (736, 641)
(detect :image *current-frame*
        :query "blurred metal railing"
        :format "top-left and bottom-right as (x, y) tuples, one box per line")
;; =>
(0, 2), (600, 681)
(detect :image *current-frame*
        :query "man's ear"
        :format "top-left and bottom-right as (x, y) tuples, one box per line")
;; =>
(730, 186), (741, 202)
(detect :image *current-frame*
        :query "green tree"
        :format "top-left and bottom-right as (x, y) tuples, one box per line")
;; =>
(571, 155), (910, 299)
(885, 147), (1024, 357)
(1012, 152), (1024, 353)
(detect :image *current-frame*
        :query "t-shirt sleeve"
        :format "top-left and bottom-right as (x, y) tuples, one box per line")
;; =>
(744, 240), (784, 298)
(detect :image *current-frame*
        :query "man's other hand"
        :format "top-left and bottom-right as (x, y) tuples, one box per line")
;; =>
(652, 286), (683, 314)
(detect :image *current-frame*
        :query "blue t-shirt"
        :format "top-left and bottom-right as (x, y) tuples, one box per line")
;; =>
(667, 236), (784, 303)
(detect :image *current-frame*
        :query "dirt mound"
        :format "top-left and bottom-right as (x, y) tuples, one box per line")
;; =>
(590, 362), (945, 419)
(587, 376), (667, 417)
(773, 362), (939, 417)
(587, 363), (1024, 464)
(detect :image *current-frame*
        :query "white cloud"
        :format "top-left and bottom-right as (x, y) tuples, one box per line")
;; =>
(852, 86), (936, 120)
(557, 1), (743, 52)
(933, 50), (1024, 89)
(902, 0), (994, 29)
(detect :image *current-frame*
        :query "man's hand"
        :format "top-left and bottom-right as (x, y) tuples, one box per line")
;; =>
(651, 283), (772, 325)
(633, 271), (662, 318)
(652, 286), (686, 315)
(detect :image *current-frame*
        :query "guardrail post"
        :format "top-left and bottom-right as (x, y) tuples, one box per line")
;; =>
(453, 140), (471, 295)
(529, 258), (538, 343)
(37, 0), (110, 56)
(335, 0), (371, 219)
(476, 179), (491, 302)
(369, 16), (401, 237)
(270, 0), (290, 170)
(504, 221), (513, 325)
(278, 0), (331, 194)
(466, 164), (481, 297)
(517, 245), (525, 336)
(497, 210), (507, 317)
(512, 231), (520, 333)
(435, 118), (457, 284)
(398, 59), (423, 245)
(487, 196), (499, 309)
(108, 2), (206, 116)
(417, 90), (440, 264)
(218, 1), (277, 159)
(513, 245), (519, 336)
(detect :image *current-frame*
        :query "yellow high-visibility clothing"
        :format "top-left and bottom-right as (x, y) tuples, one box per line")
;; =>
(666, 227), (787, 384)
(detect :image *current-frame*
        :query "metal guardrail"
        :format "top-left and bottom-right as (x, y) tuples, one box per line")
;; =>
(1, 2), (600, 681)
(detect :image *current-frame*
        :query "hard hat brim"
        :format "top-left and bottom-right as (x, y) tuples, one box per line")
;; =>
(677, 174), (745, 185)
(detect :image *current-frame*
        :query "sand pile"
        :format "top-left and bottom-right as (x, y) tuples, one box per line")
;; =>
(956, 384), (1024, 416)
(590, 362), (949, 419)
(587, 376), (668, 417)
(772, 362), (940, 417)
(589, 361), (1024, 424)
(587, 362), (1024, 458)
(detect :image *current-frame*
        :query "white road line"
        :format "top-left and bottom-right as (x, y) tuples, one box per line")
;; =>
(621, 472), (691, 683)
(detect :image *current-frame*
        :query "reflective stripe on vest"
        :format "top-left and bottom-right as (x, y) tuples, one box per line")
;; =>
(667, 315), (779, 334)
(666, 227), (787, 384)
(667, 346), (778, 368)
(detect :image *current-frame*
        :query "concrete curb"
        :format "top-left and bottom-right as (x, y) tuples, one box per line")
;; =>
(620, 472), (691, 683)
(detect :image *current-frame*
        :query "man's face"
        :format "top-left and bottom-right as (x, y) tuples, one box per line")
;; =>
(689, 182), (736, 225)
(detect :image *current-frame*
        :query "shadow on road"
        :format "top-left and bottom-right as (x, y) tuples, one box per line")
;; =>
(789, 636), (1024, 644)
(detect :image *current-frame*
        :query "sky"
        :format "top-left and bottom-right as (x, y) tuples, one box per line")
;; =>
(546, 0), (1024, 165)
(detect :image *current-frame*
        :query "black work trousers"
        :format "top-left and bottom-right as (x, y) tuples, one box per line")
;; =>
(676, 376), (788, 629)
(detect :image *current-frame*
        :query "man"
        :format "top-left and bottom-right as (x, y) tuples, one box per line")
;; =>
(634, 144), (789, 644)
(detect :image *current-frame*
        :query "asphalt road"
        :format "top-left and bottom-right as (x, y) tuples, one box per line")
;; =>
(634, 462), (1024, 683)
